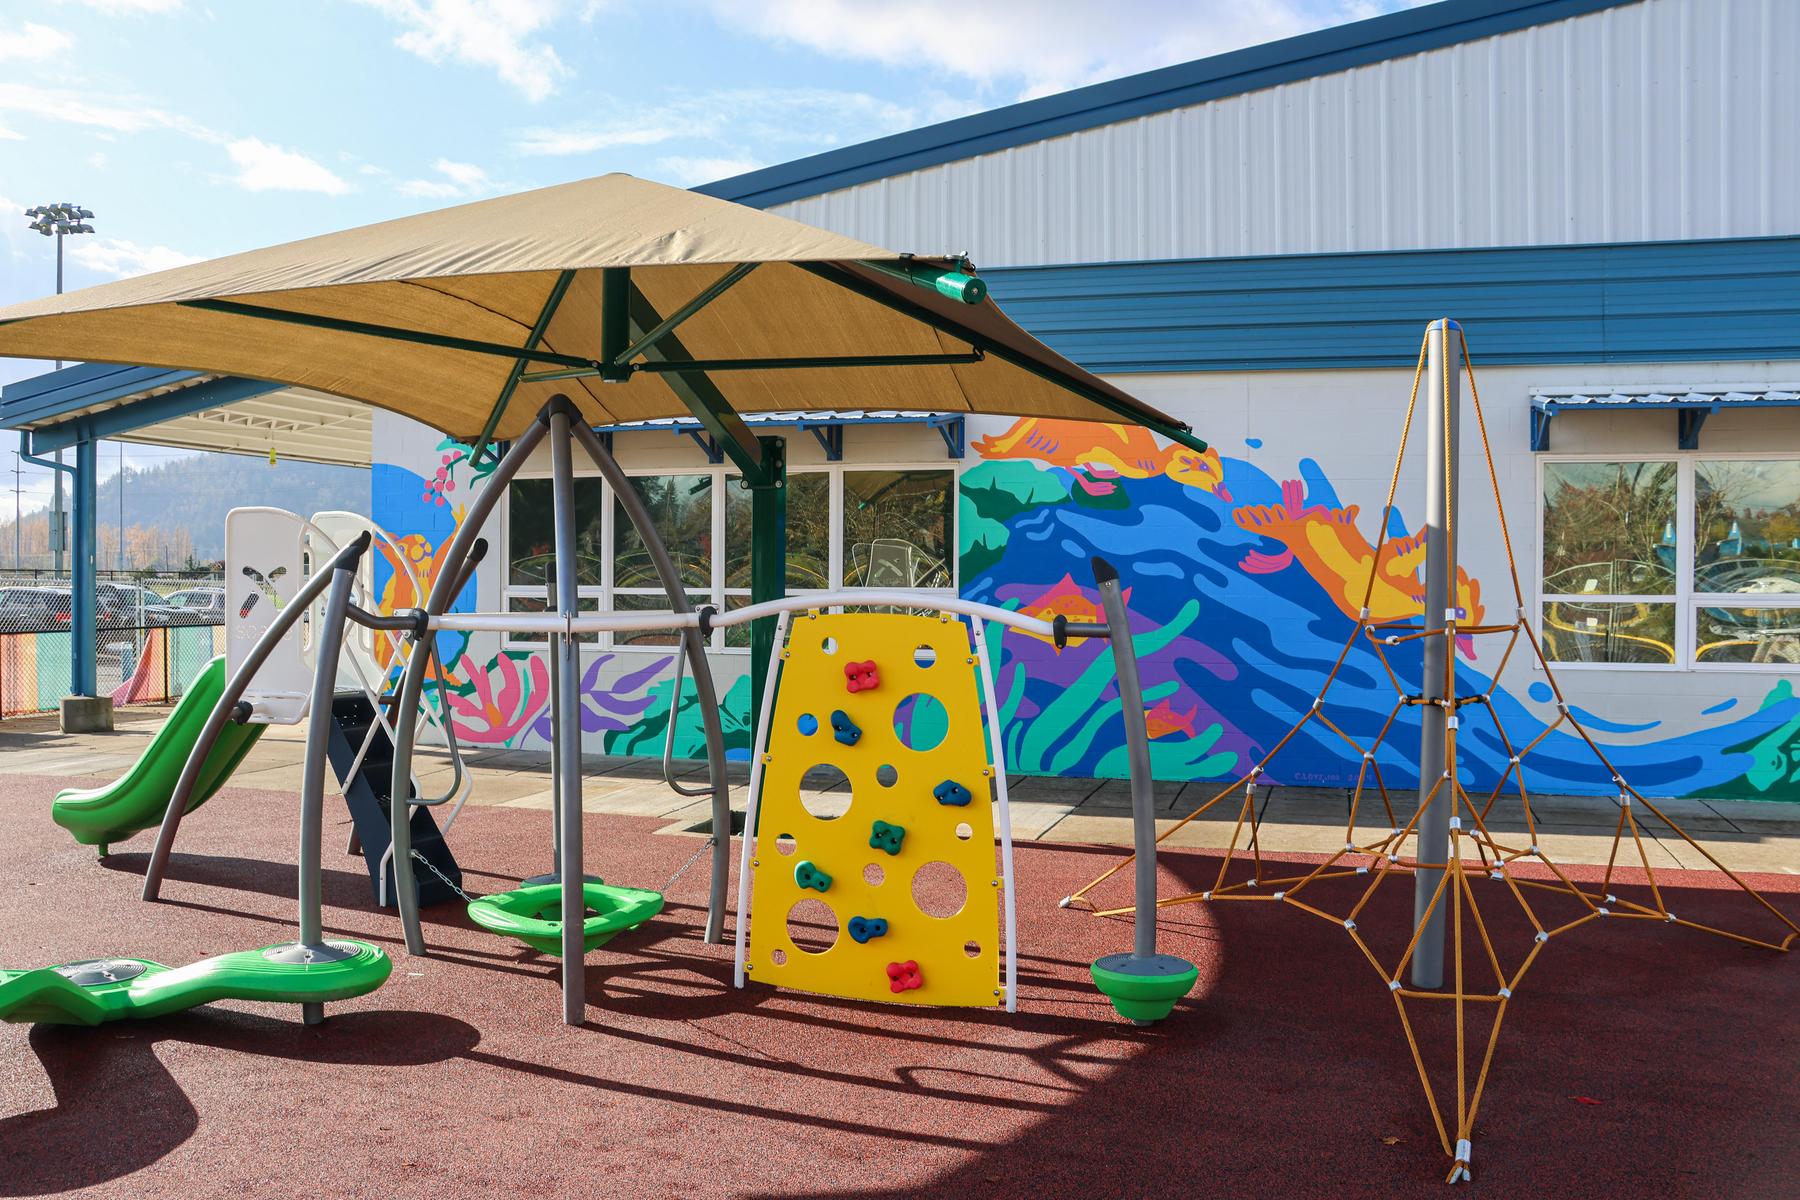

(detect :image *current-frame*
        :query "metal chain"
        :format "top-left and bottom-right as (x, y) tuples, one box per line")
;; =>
(662, 835), (716, 893)
(410, 849), (479, 903)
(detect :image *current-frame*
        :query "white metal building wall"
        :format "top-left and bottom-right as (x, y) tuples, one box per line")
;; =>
(771, 0), (1800, 265)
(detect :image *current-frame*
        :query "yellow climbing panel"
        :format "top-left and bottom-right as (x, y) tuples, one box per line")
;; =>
(744, 610), (1002, 1007)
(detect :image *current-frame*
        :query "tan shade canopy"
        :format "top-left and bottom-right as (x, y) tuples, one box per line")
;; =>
(0, 173), (1196, 446)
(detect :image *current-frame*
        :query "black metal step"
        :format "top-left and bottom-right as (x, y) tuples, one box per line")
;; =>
(326, 692), (463, 909)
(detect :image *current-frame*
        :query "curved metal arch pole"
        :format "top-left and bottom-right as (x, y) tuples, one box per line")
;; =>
(570, 418), (733, 944)
(142, 531), (373, 901)
(389, 418), (548, 955)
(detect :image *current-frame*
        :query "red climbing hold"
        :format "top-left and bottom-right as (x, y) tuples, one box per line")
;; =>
(886, 960), (923, 993)
(845, 660), (880, 692)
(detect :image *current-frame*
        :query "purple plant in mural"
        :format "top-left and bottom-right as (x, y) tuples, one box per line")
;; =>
(529, 652), (673, 743)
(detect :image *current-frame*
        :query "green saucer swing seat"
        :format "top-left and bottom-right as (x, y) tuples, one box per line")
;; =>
(466, 881), (664, 956)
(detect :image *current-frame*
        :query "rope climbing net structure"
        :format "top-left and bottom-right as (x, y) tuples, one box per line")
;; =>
(1064, 323), (1800, 1184)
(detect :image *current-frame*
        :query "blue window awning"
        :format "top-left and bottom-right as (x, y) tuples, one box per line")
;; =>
(594, 410), (965, 463)
(1529, 387), (1800, 451)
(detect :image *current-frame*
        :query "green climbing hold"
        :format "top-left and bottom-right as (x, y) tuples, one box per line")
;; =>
(794, 860), (833, 892)
(0, 940), (392, 1026)
(466, 880), (664, 956)
(1090, 952), (1199, 1024)
(869, 820), (906, 856)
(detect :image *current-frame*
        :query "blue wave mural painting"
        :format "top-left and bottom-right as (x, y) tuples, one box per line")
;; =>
(963, 418), (1800, 802)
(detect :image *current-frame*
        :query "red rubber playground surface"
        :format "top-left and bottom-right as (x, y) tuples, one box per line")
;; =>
(1, 771), (1795, 1199)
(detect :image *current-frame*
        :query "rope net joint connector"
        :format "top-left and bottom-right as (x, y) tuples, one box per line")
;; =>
(1535, 931), (1550, 944)
(1202, 891), (1213, 901)
(1666, 912), (1678, 922)
(1449, 816), (1462, 831)
(1357, 866), (1370, 875)
(1388, 979), (1402, 992)
(1497, 987), (1512, 999)
(1446, 715), (1460, 729)
(1344, 919), (1357, 932)
(1273, 891), (1287, 902)
(1597, 907), (1611, 917)
(1605, 893), (1618, 904)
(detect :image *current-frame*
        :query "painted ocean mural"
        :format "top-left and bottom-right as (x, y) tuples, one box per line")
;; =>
(964, 418), (1800, 802)
(371, 423), (1800, 801)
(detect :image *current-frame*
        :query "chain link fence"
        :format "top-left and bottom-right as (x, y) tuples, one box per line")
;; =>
(0, 572), (225, 716)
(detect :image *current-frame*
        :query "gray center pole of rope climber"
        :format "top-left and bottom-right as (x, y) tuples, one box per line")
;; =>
(1092, 558), (1160, 961)
(549, 404), (587, 1024)
(1412, 318), (1462, 991)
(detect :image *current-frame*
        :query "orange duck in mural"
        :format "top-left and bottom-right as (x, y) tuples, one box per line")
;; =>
(375, 529), (461, 668)
(1234, 480), (1485, 653)
(973, 418), (1232, 500)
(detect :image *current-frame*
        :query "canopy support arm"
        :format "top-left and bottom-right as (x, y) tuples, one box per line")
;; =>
(624, 283), (776, 486)
(178, 298), (602, 372)
(466, 269), (577, 471)
(796, 261), (1209, 455)
(614, 261), (758, 366)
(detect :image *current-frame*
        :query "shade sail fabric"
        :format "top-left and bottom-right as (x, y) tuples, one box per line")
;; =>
(0, 173), (1191, 443)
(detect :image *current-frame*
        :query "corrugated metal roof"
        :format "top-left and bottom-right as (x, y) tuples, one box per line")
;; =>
(1532, 388), (1800, 406)
(702, 0), (1633, 210)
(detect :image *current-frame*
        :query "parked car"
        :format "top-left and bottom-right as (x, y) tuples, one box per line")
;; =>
(95, 582), (189, 628)
(164, 586), (227, 623)
(0, 586), (73, 633)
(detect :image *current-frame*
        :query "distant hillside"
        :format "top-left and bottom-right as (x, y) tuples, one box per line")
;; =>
(0, 452), (369, 569)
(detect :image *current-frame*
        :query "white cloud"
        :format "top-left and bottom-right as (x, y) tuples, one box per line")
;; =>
(68, 237), (200, 278)
(354, 0), (571, 103)
(654, 155), (762, 186)
(225, 137), (351, 195)
(0, 22), (74, 63)
(516, 86), (934, 160)
(0, 81), (200, 136)
(705, 0), (1395, 99)
(397, 157), (502, 198)
(0, 124), (21, 141)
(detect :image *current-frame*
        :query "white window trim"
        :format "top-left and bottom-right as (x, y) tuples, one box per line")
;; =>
(500, 457), (960, 655)
(1536, 451), (1800, 673)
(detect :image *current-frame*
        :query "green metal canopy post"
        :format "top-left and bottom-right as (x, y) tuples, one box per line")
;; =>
(747, 436), (786, 745)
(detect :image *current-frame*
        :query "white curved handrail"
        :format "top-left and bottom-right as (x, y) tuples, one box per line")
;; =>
(430, 590), (1070, 639)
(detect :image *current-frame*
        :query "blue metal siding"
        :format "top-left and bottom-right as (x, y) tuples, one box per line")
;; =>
(701, 0), (1636, 210)
(982, 237), (1800, 374)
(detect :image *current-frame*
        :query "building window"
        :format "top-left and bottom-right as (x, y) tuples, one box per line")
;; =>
(842, 469), (955, 589)
(1538, 457), (1800, 669)
(503, 459), (957, 653)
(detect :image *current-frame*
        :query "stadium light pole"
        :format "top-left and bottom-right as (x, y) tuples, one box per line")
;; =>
(25, 204), (96, 577)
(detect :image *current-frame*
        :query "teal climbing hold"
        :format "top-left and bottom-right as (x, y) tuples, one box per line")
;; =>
(869, 820), (906, 856)
(934, 780), (972, 807)
(795, 860), (833, 892)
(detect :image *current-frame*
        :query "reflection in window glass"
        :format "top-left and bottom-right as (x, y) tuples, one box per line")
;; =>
(723, 473), (830, 590)
(1541, 462), (1677, 596)
(508, 479), (605, 586)
(842, 470), (954, 589)
(505, 593), (599, 643)
(1694, 460), (1800, 595)
(612, 593), (710, 646)
(616, 475), (712, 590)
(1541, 601), (1675, 664)
(1694, 605), (1800, 665)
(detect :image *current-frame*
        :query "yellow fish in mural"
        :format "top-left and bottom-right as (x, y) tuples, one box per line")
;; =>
(1233, 480), (1485, 652)
(1010, 573), (1132, 649)
(973, 418), (1232, 500)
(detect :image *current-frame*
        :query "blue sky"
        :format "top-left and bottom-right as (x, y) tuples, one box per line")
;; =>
(0, 0), (1417, 508)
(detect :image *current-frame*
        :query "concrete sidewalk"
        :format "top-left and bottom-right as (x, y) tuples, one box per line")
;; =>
(3, 707), (1795, 874)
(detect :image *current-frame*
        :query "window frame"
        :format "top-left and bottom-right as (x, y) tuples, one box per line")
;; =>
(501, 456), (959, 654)
(1536, 451), (1800, 672)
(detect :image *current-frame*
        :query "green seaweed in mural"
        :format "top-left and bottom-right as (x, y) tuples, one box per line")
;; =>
(958, 460), (1071, 580)
(605, 674), (755, 761)
(1701, 680), (1800, 802)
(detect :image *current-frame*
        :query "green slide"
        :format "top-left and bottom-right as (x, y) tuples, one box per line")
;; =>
(0, 941), (392, 1025)
(51, 656), (265, 853)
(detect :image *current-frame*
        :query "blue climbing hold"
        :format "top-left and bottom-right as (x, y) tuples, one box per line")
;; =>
(797, 712), (819, 736)
(848, 916), (889, 944)
(869, 820), (905, 855)
(794, 860), (833, 892)
(831, 710), (862, 746)
(934, 780), (972, 807)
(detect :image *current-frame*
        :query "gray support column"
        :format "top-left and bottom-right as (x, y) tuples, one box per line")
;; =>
(1411, 318), (1462, 990)
(548, 405), (587, 1024)
(295, 559), (355, 1025)
(71, 436), (98, 697)
(388, 420), (547, 955)
(570, 420), (732, 943)
(1087, 555), (1197, 1024)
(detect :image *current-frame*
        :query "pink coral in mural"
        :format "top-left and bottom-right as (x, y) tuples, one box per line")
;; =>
(439, 651), (549, 745)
